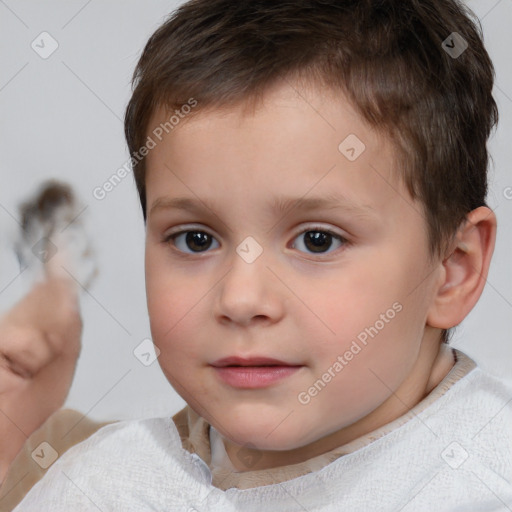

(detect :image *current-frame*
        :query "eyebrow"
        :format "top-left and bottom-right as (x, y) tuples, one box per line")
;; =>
(149, 193), (377, 219)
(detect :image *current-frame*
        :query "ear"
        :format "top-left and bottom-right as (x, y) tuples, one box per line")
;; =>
(426, 206), (497, 329)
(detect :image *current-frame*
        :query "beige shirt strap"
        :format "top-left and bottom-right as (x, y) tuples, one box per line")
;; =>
(172, 402), (212, 465)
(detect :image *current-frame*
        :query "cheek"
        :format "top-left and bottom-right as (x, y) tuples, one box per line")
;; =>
(145, 257), (204, 363)
(305, 250), (425, 385)
(310, 258), (404, 346)
(146, 278), (210, 403)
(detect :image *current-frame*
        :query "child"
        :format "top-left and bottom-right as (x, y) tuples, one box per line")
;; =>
(12, 0), (512, 510)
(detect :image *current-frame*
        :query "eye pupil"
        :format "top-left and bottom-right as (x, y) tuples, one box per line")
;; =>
(186, 232), (212, 252)
(305, 231), (332, 253)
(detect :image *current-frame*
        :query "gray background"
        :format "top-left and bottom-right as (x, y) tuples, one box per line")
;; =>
(0, 0), (510, 422)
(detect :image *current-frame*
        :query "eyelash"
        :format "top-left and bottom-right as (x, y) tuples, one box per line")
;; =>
(161, 225), (350, 258)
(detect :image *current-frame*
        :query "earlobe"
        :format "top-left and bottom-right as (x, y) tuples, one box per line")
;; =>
(427, 206), (497, 329)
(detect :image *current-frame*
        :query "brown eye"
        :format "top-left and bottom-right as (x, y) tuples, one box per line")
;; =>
(164, 230), (219, 253)
(292, 228), (346, 255)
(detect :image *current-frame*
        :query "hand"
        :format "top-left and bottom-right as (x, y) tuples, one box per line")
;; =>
(0, 277), (82, 481)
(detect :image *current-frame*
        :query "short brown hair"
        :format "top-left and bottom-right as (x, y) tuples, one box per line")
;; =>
(124, 0), (498, 342)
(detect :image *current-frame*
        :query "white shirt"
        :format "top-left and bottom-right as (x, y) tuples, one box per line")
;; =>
(13, 361), (512, 511)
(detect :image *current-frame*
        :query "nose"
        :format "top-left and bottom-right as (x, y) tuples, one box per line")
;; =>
(213, 247), (285, 327)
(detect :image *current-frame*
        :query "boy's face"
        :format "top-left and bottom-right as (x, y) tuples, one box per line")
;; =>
(144, 80), (448, 468)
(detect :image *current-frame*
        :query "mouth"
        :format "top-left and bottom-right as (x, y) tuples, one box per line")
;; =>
(210, 355), (301, 368)
(210, 355), (303, 388)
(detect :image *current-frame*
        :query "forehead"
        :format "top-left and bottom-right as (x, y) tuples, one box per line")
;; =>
(143, 81), (415, 224)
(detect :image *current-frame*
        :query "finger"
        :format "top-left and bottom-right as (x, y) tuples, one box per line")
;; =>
(0, 325), (55, 378)
(5, 279), (82, 337)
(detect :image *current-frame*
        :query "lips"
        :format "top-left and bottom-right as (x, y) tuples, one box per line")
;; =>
(211, 357), (303, 388)
(210, 356), (300, 367)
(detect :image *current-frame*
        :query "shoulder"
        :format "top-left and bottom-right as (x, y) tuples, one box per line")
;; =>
(41, 413), (185, 467)
(450, 363), (512, 410)
(423, 362), (512, 428)
(12, 413), (211, 511)
(419, 363), (512, 484)
(457, 365), (512, 442)
(0, 408), (112, 511)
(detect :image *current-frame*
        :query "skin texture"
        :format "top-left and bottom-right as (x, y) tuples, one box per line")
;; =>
(144, 79), (496, 471)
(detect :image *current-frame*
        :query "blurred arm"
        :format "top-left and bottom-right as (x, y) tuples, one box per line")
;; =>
(0, 278), (82, 483)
